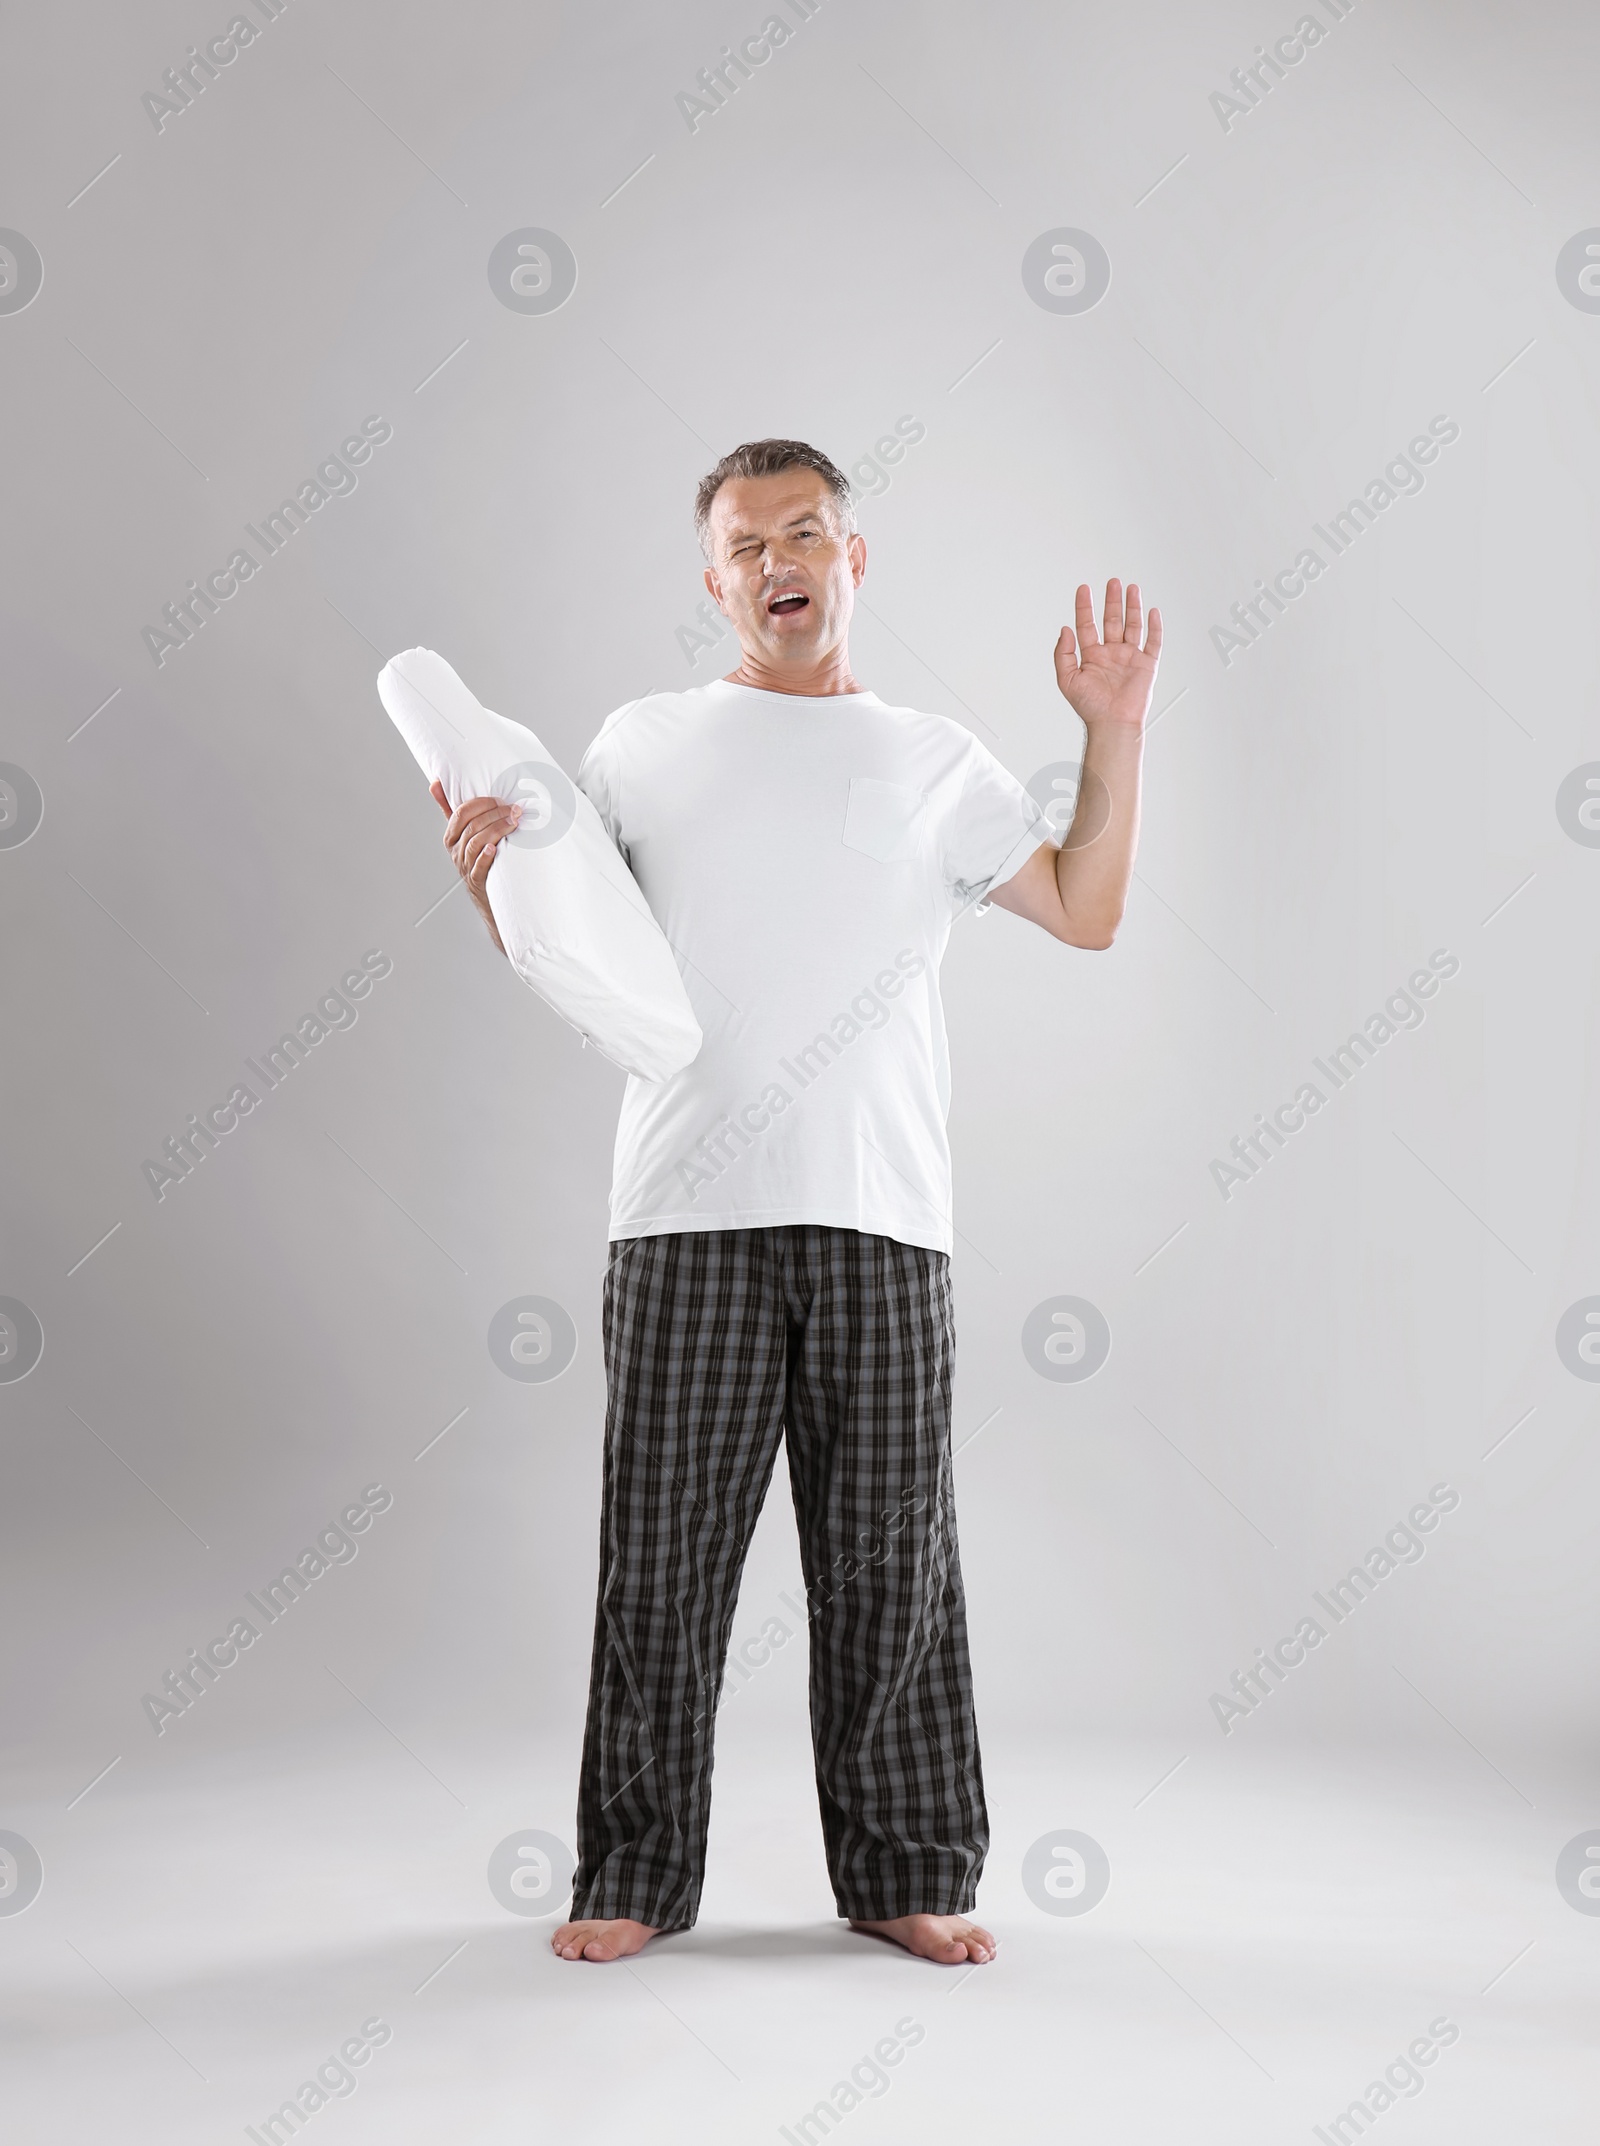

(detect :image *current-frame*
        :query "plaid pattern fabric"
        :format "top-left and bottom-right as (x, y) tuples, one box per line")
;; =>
(570, 1224), (989, 1929)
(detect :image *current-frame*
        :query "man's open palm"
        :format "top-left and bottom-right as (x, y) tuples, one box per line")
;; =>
(1054, 579), (1161, 730)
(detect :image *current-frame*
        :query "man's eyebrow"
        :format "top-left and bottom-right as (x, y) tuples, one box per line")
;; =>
(722, 509), (829, 545)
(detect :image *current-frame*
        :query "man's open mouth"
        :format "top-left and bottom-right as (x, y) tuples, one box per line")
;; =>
(766, 590), (810, 617)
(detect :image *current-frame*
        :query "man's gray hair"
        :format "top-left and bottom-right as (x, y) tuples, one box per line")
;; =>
(694, 438), (855, 558)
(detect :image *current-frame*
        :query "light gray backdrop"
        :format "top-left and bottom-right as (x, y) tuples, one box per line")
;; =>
(2, 0), (1597, 2136)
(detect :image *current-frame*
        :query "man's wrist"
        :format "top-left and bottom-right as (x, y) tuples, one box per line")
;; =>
(1080, 712), (1146, 744)
(471, 887), (505, 952)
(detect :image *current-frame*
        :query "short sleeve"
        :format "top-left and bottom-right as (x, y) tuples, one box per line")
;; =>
(575, 727), (628, 864)
(942, 738), (1055, 914)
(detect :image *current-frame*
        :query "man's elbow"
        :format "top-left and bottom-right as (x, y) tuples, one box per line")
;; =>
(1055, 909), (1120, 951)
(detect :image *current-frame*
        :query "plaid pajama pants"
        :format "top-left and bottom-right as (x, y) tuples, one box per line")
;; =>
(569, 1224), (989, 1930)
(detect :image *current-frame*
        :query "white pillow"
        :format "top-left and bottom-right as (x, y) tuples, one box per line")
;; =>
(377, 647), (702, 1082)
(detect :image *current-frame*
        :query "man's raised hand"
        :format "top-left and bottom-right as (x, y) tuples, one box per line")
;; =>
(1054, 579), (1162, 732)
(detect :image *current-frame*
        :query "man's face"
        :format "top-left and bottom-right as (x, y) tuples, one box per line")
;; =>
(703, 470), (866, 667)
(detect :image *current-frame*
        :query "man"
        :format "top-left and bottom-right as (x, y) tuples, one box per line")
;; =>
(433, 440), (1159, 1966)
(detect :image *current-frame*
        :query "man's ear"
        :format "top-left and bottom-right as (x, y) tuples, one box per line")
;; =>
(849, 533), (867, 587)
(704, 564), (723, 606)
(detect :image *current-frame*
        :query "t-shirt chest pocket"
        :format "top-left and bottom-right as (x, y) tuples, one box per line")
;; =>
(841, 776), (928, 863)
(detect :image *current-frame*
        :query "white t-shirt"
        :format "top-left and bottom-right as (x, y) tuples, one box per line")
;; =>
(575, 678), (1053, 1256)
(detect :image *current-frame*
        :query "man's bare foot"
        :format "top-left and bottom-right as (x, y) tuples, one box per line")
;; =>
(550, 1916), (660, 1962)
(849, 1913), (997, 1964)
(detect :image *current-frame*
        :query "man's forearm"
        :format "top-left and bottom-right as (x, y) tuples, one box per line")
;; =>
(465, 874), (506, 954)
(1053, 720), (1143, 948)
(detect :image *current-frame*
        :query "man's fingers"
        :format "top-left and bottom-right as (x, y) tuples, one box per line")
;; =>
(1069, 576), (1159, 655)
(446, 796), (520, 851)
(443, 801), (477, 848)
(466, 838), (499, 889)
(440, 798), (523, 906)
(463, 823), (510, 882)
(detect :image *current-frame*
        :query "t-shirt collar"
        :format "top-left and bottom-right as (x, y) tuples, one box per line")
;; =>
(706, 678), (882, 708)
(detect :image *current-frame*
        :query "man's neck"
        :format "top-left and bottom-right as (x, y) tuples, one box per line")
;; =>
(721, 645), (864, 697)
